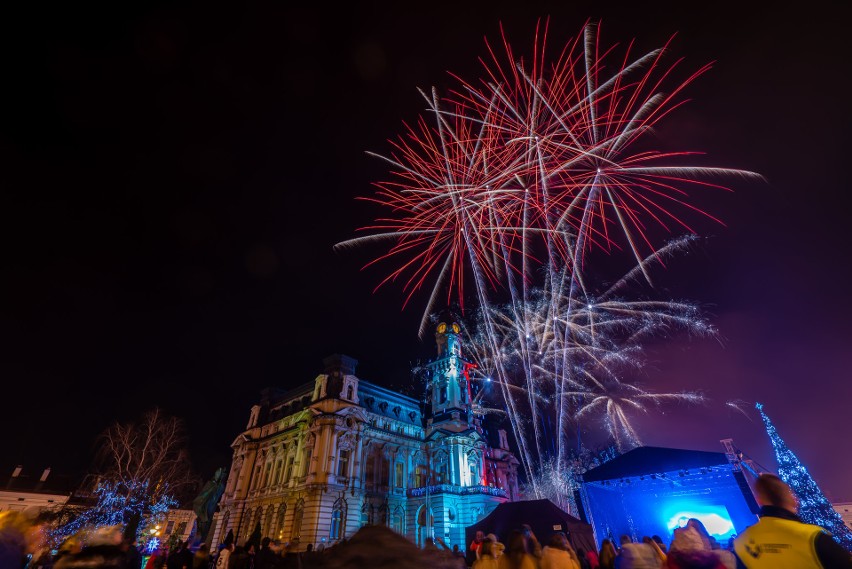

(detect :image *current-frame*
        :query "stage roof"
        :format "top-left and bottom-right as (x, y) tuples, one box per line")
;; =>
(582, 446), (731, 483)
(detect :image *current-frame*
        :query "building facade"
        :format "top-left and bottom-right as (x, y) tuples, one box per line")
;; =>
(1, 466), (72, 515)
(209, 322), (519, 551)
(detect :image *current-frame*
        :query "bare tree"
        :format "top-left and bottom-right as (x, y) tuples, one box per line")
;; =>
(95, 408), (196, 539)
(99, 408), (192, 489)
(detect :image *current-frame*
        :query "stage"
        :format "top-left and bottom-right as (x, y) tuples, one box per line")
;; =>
(578, 446), (760, 547)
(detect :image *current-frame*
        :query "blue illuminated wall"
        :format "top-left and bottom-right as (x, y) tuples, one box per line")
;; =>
(582, 463), (758, 548)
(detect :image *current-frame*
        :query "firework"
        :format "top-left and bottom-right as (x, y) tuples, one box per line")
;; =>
(460, 236), (712, 495)
(335, 20), (761, 334)
(337, 20), (760, 508)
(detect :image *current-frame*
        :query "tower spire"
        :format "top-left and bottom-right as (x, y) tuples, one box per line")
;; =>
(426, 320), (473, 432)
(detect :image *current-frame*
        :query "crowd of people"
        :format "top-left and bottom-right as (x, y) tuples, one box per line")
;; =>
(2, 474), (849, 569)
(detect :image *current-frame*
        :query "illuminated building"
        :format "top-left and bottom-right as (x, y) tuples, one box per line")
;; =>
(209, 322), (519, 551)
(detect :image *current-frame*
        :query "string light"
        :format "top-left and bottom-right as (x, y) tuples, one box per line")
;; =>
(757, 402), (852, 550)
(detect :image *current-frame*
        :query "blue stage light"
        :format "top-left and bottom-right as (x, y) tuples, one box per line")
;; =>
(665, 508), (735, 538)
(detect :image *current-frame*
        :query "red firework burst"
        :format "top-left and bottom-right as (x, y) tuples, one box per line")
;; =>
(335, 19), (762, 332)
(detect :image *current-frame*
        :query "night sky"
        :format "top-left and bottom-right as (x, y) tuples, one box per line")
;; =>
(2, 1), (850, 502)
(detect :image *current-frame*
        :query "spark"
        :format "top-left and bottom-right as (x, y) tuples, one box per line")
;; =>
(337, 19), (760, 510)
(335, 20), (761, 333)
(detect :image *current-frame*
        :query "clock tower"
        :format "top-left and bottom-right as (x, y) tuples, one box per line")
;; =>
(425, 321), (474, 433)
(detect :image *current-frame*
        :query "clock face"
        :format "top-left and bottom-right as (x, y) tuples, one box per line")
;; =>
(437, 323), (447, 334)
(451, 323), (460, 333)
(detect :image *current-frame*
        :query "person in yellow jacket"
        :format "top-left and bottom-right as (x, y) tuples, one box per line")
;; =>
(734, 473), (851, 568)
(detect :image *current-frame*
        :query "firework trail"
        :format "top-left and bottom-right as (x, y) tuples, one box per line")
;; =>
(461, 237), (712, 493)
(336, 19), (761, 506)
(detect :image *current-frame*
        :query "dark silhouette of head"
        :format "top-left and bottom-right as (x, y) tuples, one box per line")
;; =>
(754, 472), (798, 513)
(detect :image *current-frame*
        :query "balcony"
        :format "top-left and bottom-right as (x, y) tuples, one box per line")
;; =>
(407, 484), (508, 498)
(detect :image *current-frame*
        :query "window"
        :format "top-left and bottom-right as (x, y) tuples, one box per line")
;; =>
(241, 509), (253, 538)
(469, 462), (478, 486)
(366, 456), (376, 489)
(264, 508), (274, 536)
(361, 503), (373, 527)
(276, 505), (287, 539)
(274, 461), (284, 484)
(292, 500), (304, 539)
(415, 465), (427, 488)
(330, 498), (346, 540)
(393, 507), (405, 535)
(395, 462), (404, 488)
(338, 450), (350, 478)
(284, 457), (295, 482)
(436, 457), (448, 484)
(221, 511), (231, 538)
(346, 385), (354, 400)
(380, 458), (390, 488)
(330, 509), (343, 539)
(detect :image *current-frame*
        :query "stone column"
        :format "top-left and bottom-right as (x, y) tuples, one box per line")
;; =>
(294, 431), (305, 477)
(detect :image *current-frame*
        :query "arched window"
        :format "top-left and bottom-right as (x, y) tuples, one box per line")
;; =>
(416, 506), (433, 547)
(264, 507), (274, 537)
(240, 508), (253, 541)
(220, 510), (231, 540)
(276, 504), (287, 539)
(252, 508), (262, 536)
(291, 499), (304, 540)
(274, 460), (284, 484)
(360, 502), (373, 527)
(330, 498), (346, 540)
(468, 452), (479, 486)
(392, 506), (405, 535)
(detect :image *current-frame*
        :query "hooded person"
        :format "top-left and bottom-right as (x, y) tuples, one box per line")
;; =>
(541, 532), (580, 569)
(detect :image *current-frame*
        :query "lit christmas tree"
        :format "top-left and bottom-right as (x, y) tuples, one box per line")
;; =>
(757, 402), (852, 551)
